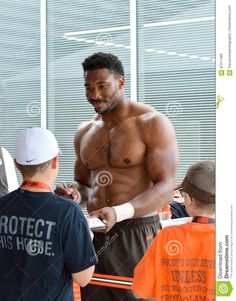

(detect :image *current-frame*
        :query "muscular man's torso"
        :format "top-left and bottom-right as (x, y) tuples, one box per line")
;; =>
(77, 103), (156, 212)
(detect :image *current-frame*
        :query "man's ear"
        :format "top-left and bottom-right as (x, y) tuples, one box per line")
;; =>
(51, 155), (59, 169)
(118, 76), (125, 89)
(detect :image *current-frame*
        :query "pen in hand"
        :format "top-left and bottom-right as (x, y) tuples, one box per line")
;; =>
(62, 182), (74, 200)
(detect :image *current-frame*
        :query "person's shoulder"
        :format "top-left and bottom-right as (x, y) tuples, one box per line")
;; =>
(52, 194), (82, 212)
(75, 121), (93, 134)
(160, 222), (213, 237)
(0, 189), (17, 203)
(130, 102), (170, 127)
(53, 196), (86, 223)
(74, 115), (102, 140)
(130, 102), (157, 116)
(160, 223), (191, 236)
(74, 121), (94, 144)
(132, 104), (174, 143)
(188, 222), (215, 232)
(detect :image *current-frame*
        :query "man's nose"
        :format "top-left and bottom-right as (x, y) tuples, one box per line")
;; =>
(90, 89), (102, 100)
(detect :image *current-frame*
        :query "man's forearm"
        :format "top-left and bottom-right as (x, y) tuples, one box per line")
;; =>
(129, 180), (175, 218)
(74, 180), (90, 206)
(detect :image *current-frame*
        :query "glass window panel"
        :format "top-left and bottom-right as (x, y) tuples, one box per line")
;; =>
(0, 1), (40, 175)
(137, 0), (215, 180)
(47, 0), (131, 184)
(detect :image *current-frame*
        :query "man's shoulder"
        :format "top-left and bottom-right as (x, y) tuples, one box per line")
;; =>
(130, 102), (157, 116)
(74, 120), (95, 143)
(75, 114), (102, 135)
(132, 105), (173, 143)
(77, 120), (94, 132)
(130, 102), (168, 125)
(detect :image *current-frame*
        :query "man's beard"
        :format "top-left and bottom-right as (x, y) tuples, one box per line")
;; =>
(96, 109), (107, 115)
(95, 104), (114, 115)
(93, 92), (119, 115)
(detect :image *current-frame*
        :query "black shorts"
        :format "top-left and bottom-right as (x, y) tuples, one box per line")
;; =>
(81, 215), (159, 301)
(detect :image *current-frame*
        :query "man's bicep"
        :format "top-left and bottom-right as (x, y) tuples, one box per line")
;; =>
(74, 158), (91, 204)
(146, 117), (179, 184)
(74, 157), (91, 187)
(146, 146), (178, 184)
(74, 126), (92, 187)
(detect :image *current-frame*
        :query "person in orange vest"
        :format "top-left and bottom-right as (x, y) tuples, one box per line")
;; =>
(132, 160), (215, 301)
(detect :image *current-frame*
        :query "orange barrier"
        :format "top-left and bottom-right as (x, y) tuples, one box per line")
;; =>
(73, 273), (134, 300)
(90, 273), (133, 290)
(73, 282), (81, 301)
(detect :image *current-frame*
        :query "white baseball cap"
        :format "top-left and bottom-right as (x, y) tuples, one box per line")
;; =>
(15, 127), (60, 165)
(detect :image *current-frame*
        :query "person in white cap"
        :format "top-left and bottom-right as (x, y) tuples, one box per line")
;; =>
(0, 127), (97, 301)
(0, 146), (18, 197)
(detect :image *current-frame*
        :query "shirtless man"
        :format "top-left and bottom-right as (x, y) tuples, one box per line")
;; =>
(56, 52), (179, 301)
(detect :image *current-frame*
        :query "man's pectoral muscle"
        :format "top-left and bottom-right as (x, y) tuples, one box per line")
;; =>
(74, 111), (178, 217)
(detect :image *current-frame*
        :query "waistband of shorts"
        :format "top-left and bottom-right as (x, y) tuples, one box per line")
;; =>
(114, 214), (160, 229)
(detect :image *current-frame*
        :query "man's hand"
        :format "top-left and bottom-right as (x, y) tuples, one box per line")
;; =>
(89, 207), (117, 232)
(54, 182), (81, 202)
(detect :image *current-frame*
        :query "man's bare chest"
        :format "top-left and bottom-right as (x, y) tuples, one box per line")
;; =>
(80, 122), (146, 169)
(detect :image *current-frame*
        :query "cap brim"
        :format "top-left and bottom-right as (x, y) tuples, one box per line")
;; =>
(174, 183), (183, 190)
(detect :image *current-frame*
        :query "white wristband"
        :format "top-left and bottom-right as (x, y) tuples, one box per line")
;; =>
(112, 202), (135, 223)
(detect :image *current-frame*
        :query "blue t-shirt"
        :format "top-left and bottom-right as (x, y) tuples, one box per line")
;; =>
(0, 189), (97, 301)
